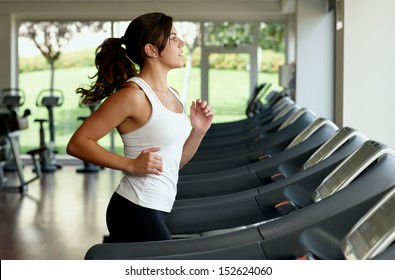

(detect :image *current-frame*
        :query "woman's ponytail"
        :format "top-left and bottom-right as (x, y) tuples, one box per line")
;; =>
(77, 37), (137, 104)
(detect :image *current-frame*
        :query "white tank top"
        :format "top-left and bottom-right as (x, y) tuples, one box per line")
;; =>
(115, 77), (191, 212)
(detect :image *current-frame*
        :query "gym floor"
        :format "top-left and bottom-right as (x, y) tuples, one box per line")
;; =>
(0, 164), (123, 260)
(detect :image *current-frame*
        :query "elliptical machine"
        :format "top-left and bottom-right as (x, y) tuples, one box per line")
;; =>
(34, 89), (64, 172)
(76, 101), (101, 173)
(0, 88), (44, 193)
(0, 88), (26, 171)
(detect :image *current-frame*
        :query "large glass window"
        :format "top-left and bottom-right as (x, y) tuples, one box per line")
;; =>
(16, 20), (285, 155)
(17, 21), (112, 154)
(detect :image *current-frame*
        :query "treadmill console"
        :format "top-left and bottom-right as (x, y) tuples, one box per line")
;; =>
(302, 127), (367, 170)
(341, 187), (395, 260)
(312, 141), (395, 202)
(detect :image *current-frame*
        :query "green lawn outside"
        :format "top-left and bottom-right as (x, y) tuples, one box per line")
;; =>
(17, 67), (282, 154)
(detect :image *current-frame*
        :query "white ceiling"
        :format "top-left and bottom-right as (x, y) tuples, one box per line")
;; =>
(0, 0), (296, 22)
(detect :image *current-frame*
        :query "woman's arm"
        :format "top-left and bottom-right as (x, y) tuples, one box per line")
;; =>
(67, 87), (163, 176)
(180, 99), (214, 168)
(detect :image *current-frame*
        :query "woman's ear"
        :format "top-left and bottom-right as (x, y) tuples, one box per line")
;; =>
(144, 44), (159, 58)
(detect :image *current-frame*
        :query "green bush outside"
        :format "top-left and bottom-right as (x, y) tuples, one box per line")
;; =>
(19, 48), (285, 74)
(19, 49), (96, 73)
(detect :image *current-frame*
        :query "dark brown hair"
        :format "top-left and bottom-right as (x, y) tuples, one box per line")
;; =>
(77, 12), (173, 104)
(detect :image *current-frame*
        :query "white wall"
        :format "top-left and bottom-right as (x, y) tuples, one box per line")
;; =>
(295, 0), (335, 120)
(0, 13), (18, 89)
(285, 14), (296, 64)
(341, 0), (395, 148)
(0, 1), (289, 22)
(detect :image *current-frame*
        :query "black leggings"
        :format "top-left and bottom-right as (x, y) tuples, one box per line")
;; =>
(105, 192), (172, 243)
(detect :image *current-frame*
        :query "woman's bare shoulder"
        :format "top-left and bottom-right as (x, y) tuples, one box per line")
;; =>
(104, 81), (146, 107)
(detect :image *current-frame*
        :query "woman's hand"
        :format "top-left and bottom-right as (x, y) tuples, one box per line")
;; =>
(190, 99), (214, 136)
(130, 147), (163, 176)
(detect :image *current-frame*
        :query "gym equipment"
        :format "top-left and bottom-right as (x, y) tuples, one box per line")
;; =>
(201, 95), (295, 142)
(180, 108), (316, 174)
(174, 126), (366, 209)
(197, 101), (298, 150)
(84, 140), (395, 259)
(226, 180), (395, 260)
(0, 88), (45, 193)
(168, 127), (367, 236)
(177, 118), (338, 199)
(202, 90), (291, 138)
(341, 186), (395, 260)
(0, 88), (26, 171)
(75, 101), (101, 173)
(245, 83), (272, 117)
(190, 103), (306, 162)
(34, 89), (64, 172)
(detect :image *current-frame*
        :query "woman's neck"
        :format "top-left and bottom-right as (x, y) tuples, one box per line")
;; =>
(138, 67), (169, 93)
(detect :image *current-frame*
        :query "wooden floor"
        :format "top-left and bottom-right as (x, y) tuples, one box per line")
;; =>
(0, 163), (123, 260)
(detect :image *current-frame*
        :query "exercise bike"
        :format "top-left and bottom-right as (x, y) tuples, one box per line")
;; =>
(0, 88), (45, 193)
(34, 88), (64, 172)
(0, 88), (26, 172)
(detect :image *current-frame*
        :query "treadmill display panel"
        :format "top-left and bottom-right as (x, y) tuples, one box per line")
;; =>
(342, 187), (395, 260)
